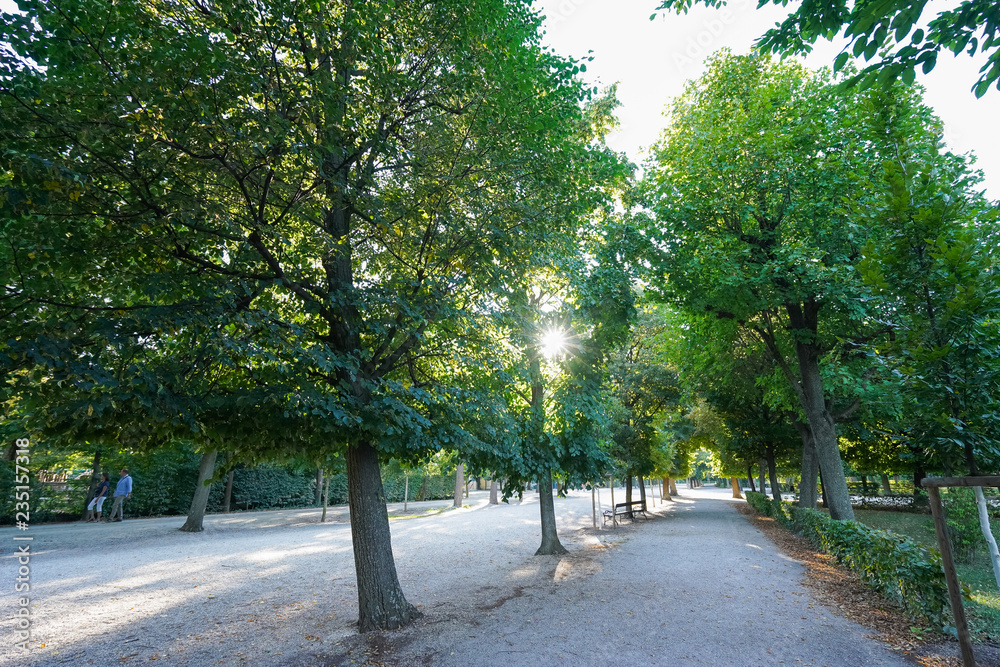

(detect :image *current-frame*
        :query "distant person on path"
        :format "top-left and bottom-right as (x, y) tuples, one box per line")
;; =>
(108, 468), (132, 522)
(86, 472), (110, 522)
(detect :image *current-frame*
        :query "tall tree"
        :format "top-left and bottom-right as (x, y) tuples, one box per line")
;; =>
(1, 0), (611, 631)
(642, 52), (906, 520)
(856, 86), (1000, 474)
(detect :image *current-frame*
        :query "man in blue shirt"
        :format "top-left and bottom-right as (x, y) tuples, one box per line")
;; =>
(108, 468), (133, 522)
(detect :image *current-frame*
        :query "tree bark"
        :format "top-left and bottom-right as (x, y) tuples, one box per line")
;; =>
(321, 474), (330, 522)
(662, 478), (673, 501)
(766, 446), (781, 502)
(747, 466), (757, 493)
(81, 449), (102, 521)
(758, 458), (767, 498)
(180, 449), (218, 533)
(973, 487), (1000, 591)
(489, 478), (498, 505)
(403, 474), (409, 512)
(913, 456), (927, 504)
(315, 468), (324, 505)
(453, 463), (464, 508)
(793, 330), (854, 519)
(222, 469), (234, 513)
(880, 473), (892, 494)
(346, 441), (420, 631)
(818, 466), (828, 509)
(669, 478), (678, 496)
(796, 422), (819, 510)
(731, 477), (743, 499)
(535, 468), (568, 555)
(625, 475), (634, 519)
(638, 475), (647, 507)
(860, 474), (868, 495)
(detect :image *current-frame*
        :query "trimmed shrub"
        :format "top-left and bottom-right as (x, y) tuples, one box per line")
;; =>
(206, 463), (315, 512)
(745, 491), (790, 527)
(744, 491), (950, 632)
(788, 506), (950, 632)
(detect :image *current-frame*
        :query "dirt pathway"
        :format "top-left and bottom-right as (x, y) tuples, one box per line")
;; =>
(1, 485), (913, 666)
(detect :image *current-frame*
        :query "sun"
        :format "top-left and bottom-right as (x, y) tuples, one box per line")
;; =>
(540, 328), (568, 359)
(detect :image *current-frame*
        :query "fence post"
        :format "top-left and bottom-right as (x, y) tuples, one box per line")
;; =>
(926, 485), (976, 667)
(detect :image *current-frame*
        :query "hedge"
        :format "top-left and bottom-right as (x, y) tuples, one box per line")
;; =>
(744, 491), (951, 632)
(1, 453), (461, 523)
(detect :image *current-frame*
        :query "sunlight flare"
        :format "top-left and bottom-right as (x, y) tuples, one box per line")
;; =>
(540, 328), (568, 359)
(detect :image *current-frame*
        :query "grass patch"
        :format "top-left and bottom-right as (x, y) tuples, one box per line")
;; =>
(854, 507), (1000, 640)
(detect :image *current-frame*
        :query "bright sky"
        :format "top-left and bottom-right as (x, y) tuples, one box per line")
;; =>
(535, 0), (1000, 199)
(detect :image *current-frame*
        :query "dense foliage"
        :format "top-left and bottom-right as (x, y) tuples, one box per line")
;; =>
(655, 0), (1000, 96)
(746, 492), (951, 631)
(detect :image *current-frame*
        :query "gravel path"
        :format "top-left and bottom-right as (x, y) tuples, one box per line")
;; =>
(1, 485), (913, 666)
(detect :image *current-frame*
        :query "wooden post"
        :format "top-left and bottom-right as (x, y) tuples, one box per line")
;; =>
(321, 473), (330, 523)
(404, 473), (409, 512)
(592, 486), (597, 529)
(223, 469), (235, 513)
(610, 475), (616, 528)
(927, 485), (976, 667)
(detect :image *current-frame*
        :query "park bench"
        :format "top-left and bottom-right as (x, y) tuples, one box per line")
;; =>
(602, 500), (648, 528)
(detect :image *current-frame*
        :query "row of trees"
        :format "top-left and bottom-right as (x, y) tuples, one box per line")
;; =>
(637, 52), (999, 521)
(2, 0), (997, 634)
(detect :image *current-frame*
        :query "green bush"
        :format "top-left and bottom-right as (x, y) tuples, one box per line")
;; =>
(2, 447), (464, 523)
(745, 491), (790, 526)
(745, 491), (950, 632)
(787, 506), (950, 632)
(205, 463), (315, 511)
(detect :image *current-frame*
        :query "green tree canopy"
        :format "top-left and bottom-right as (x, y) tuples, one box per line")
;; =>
(654, 0), (1000, 96)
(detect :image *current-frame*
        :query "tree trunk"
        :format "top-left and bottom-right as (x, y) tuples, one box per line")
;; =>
(81, 449), (102, 521)
(747, 466), (757, 493)
(731, 477), (743, 499)
(180, 449), (218, 533)
(453, 463), (464, 508)
(880, 473), (892, 494)
(321, 474), (330, 522)
(974, 487), (1000, 591)
(222, 469), (234, 513)
(625, 475), (634, 519)
(758, 459), (767, 497)
(662, 478), (673, 501)
(417, 475), (427, 501)
(860, 474), (868, 495)
(669, 479), (678, 496)
(818, 466), (828, 509)
(766, 447), (781, 502)
(638, 475), (647, 507)
(793, 331), (854, 519)
(489, 478), (498, 505)
(796, 422), (819, 510)
(535, 468), (568, 555)
(315, 468), (324, 505)
(913, 456), (927, 504)
(346, 441), (420, 632)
